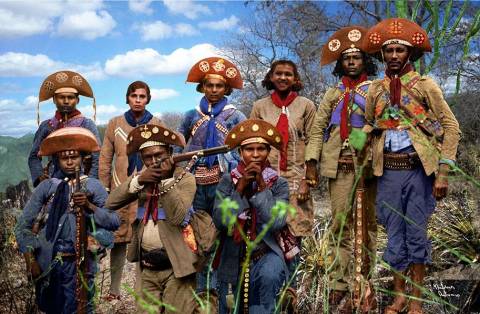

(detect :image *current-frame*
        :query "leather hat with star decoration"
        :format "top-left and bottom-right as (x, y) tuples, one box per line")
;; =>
(126, 124), (186, 155)
(186, 57), (243, 89)
(321, 26), (369, 66)
(38, 127), (100, 156)
(37, 70), (96, 124)
(365, 18), (432, 54)
(225, 119), (283, 151)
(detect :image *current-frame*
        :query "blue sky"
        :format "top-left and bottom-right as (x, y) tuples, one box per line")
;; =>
(0, 0), (253, 136)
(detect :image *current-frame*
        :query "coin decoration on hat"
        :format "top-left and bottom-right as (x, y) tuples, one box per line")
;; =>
(321, 26), (369, 65)
(186, 57), (243, 89)
(38, 127), (100, 156)
(225, 119), (283, 151)
(364, 18), (432, 54)
(126, 124), (186, 155)
(37, 70), (97, 124)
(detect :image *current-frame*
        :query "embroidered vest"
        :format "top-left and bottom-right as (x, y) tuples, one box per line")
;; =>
(186, 107), (236, 152)
(48, 114), (86, 130)
(329, 81), (369, 128)
(373, 71), (444, 143)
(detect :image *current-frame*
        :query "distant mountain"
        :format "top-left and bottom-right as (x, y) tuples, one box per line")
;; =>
(0, 134), (34, 192)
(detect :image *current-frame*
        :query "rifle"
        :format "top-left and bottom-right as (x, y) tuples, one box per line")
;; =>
(153, 145), (231, 166)
(74, 166), (88, 314)
(352, 156), (376, 312)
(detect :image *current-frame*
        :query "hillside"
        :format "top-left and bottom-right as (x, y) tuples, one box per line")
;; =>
(0, 134), (34, 192)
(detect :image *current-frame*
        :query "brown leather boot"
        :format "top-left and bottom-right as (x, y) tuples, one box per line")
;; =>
(408, 264), (425, 314)
(384, 272), (407, 314)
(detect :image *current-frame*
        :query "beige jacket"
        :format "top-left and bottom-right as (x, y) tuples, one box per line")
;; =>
(250, 95), (316, 236)
(105, 168), (199, 278)
(99, 114), (163, 243)
(362, 76), (461, 176)
(304, 83), (370, 179)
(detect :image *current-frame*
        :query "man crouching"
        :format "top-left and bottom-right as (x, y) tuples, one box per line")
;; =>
(106, 124), (198, 313)
(214, 119), (290, 314)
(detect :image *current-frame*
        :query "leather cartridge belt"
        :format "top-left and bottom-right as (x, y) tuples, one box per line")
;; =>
(251, 243), (270, 263)
(338, 156), (355, 173)
(194, 164), (221, 185)
(141, 248), (172, 271)
(384, 151), (421, 170)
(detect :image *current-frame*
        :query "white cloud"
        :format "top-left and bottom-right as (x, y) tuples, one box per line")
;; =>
(105, 43), (220, 77)
(0, 0), (116, 39)
(0, 96), (41, 136)
(0, 52), (106, 80)
(0, 8), (52, 37)
(135, 20), (198, 41)
(57, 10), (116, 40)
(129, 0), (153, 14)
(150, 88), (179, 101)
(163, 0), (211, 19)
(199, 15), (239, 30)
(78, 104), (127, 125)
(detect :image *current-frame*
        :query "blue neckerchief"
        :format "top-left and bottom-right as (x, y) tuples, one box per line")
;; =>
(45, 180), (69, 241)
(125, 109), (154, 176)
(199, 96), (228, 167)
(136, 206), (194, 228)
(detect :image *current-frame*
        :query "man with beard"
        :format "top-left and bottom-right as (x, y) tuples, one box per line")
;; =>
(16, 127), (120, 313)
(304, 26), (378, 313)
(363, 18), (460, 314)
(177, 57), (246, 302)
(29, 71), (101, 187)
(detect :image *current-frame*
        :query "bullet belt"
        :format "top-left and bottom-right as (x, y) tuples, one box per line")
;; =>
(194, 164), (221, 185)
(338, 156), (355, 173)
(384, 152), (421, 170)
(251, 243), (270, 263)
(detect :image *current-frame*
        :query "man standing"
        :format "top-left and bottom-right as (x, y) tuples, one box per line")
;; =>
(16, 127), (120, 313)
(363, 18), (461, 314)
(178, 57), (246, 297)
(304, 26), (378, 312)
(105, 124), (199, 313)
(214, 119), (289, 314)
(29, 71), (101, 187)
(99, 81), (163, 301)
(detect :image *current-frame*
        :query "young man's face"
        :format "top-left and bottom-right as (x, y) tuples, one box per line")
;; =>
(58, 150), (82, 175)
(270, 63), (295, 92)
(128, 88), (148, 113)
(203, 78), (227, 104)
(53, 92), (79, 114)
(240, 143), (270, 165)
(140, 145), (170, 168)
(383, 43), (410, 72)
(340, 51), (365, 78)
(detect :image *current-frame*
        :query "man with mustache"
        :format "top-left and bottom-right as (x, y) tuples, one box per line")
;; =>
(363, 18), (461, 314)
(29, 71), (101, 187)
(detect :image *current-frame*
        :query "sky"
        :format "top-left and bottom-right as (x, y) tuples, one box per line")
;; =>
(0, 0), (253, 137)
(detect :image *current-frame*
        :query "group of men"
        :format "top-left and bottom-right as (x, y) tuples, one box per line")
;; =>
(15, 17), (460, 314)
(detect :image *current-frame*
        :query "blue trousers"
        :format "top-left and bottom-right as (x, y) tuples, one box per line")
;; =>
(37, 258), (96, 314)
(376, 165), (435, 271)
(218, 251), (288, 314)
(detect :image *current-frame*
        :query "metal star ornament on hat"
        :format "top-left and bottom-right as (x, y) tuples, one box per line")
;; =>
(38, 127), (100, 156)
(37, 70), (96, 124)
(225, 119), (283, 151)
(321, 26), (369, 66)
(186, 57), (243, 89)
(365, 18), (432, 54)
(126, 124), (186, 155)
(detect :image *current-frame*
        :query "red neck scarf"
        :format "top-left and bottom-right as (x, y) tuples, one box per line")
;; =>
(271, 90), (298, 171)
(143, 185), (159, 224)
(340, 73), (368, 141)
(385, 63), (414, 106)
(54, 109), (82, 123)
